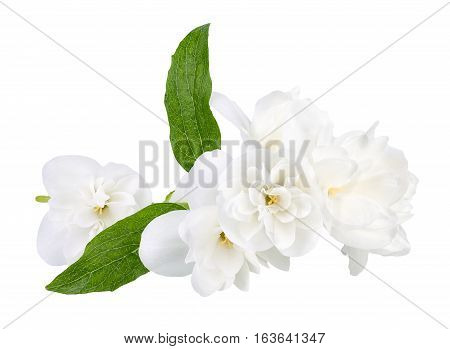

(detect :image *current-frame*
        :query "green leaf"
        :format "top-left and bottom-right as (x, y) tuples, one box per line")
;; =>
(46, 202), (186, 294)
(165, 24), (221, 171)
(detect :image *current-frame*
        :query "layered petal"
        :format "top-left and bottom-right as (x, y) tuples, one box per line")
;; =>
(62, 225), (91, 264)
(257, 247), (290, 271)
(43, 156), (101, 196)
(191, 264), (229, 297)
(210, 92), (250, 139)
(37, 214), (70, 266)
(280, 208), (322, 257)
(372, 226), (410, 256)
(172, 150), (231, 208)
(139, 210), (193, 277)
(234, 263), (250, 291)
(342, 246), (369, 276)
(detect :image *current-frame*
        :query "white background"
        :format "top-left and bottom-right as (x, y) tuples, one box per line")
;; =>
(1, 0), (449, 347)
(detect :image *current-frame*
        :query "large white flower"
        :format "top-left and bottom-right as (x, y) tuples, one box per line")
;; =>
(139, 150), (289, 296)
(172, 147), (322, 257)
(210, 88), (333, 149)
(37, 156), (152, 265)
(217, 146), (323, 255)
(309, 123), (417, 275)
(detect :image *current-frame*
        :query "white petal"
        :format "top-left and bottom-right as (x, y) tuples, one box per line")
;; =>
(108, 192), (136, 207)
(37, 213), (69, 265)
(172, 150), (231, 208)
(43, 156), (101, 196)
(233, 191), (258, 217)
(314, 158), (357, 188)
(342, 246), (369, 276)
(270, 159), (295, 186)
(234, 263), (250, 291)
(257, 247), (290, 271)
(280, 209), (322, 257)
(211, 244), (244, 277)
(372, 147), (408, 173)
(247, 229), (274, 252)
(245, 252), (261, 273)
(328, 195), (398, 250)
(332, 225), (397, 250)
(112, 174), (140, 194)
(248, 187), (265, 206)
(250, 89), (303, 144)
(404, 173), (418, 200)
(178, 206), (220, 249)
(254, 90), (292, 117)
(218, 205), (262, 246)
(210, 92), (250, 139)
(352, 172), (409, 207)
(102, 205), (135, 227)
(48, 190), (83, 211)
(191, 264), (226, 297)
(292, 192), (313, 219)
(139, 210), (193, 277)
(274, 209), (295, 223)
(328, 193), (392, 228)
(102, 162), (137, 181)
(134, 187), (153, 208)
(73, 207), (99, 228)
(372, 226), (410, 256)
(63, 225), (91, 264)
(313, 146), (348, 162)
(272, 219), (296, 250)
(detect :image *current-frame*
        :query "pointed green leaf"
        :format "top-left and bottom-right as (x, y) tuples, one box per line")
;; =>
(46, 202), (186, 294)
(165, 24), (221, 171)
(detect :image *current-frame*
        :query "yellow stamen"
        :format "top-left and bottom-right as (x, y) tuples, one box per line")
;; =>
(265, 195), (279, 206)
(328, 187), (341, 197)
(219, 232), (233, 248)
(93, 205), (106, 215)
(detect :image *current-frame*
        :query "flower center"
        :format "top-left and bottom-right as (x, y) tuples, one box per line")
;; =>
(90, 178), (111, 216)
(265, 194), (279, 206)
(93, 205), (107, 215)
(219, 232), (233, 248)
(328, 187), (342, 198)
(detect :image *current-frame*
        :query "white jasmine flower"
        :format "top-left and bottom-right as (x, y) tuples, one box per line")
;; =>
(139, 150), (289, 296)
(37, 156), (152, 265)
(210, 88), (333, 148)
(217, 146), (323, 255)
(172, 148), (321, 258)
(309, 123), (417, 275)
(140, 206), (261, 296)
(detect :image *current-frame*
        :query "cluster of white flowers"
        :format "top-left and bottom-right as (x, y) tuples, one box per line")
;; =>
(138, 89), (417, 296)
(37, 89), (417, 297)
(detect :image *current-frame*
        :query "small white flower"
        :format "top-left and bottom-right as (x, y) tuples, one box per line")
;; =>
(217, 147), (323, 256)
(139, 150), (289, 296)
(139, 206), (262, 296)
(139, 206), (289, 297)
(37, 155), (152, 265)
(309, 123), (417, 275)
